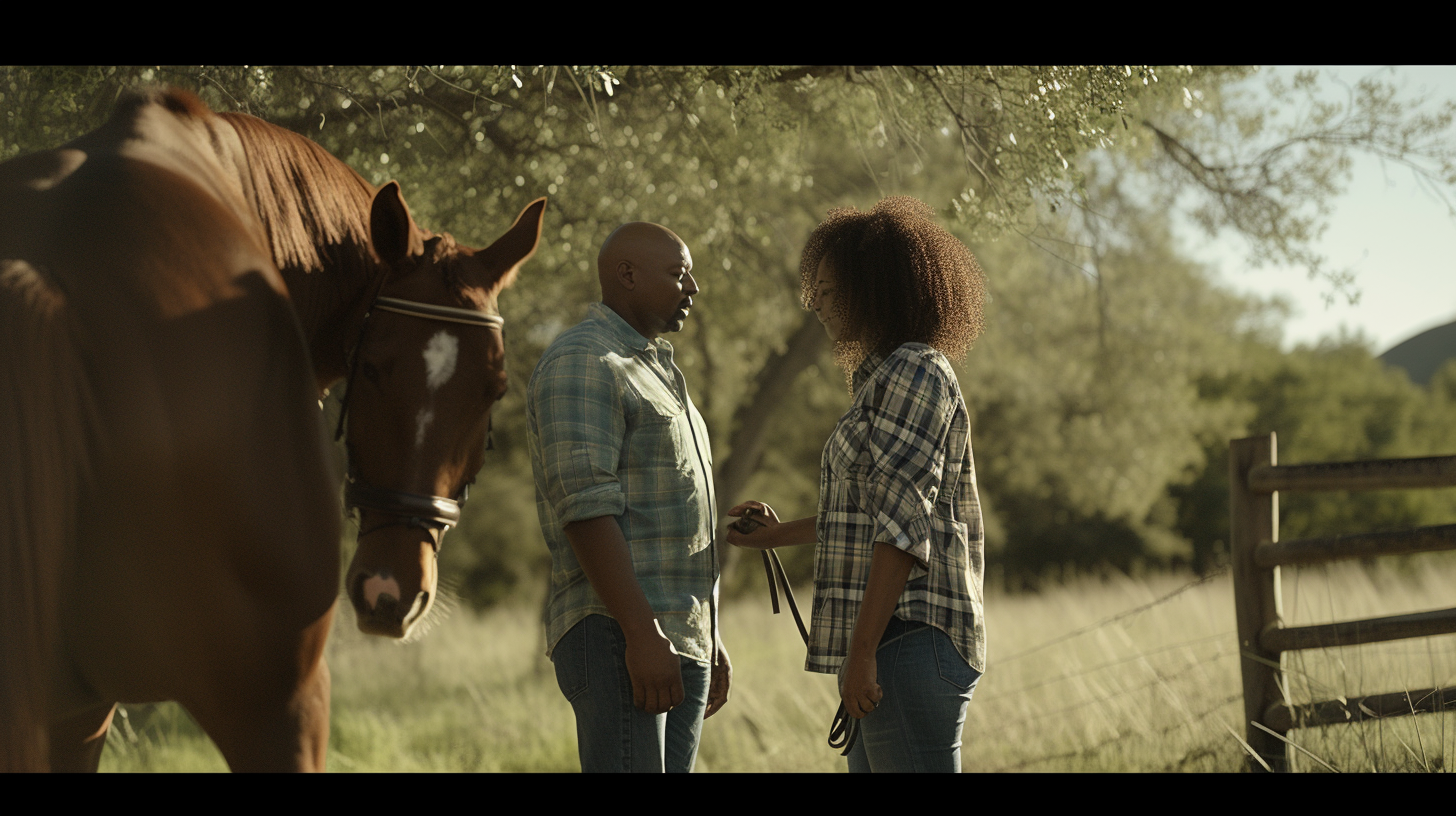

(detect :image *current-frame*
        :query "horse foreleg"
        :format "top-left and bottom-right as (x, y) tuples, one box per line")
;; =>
(48, 702), (116, 772)
(190, 655), (331, 772)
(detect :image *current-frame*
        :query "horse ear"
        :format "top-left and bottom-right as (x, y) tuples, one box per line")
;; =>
(474, 197), (546, 290)
(370, 181), (423, 267)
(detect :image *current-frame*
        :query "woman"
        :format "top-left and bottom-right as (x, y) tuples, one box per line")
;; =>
(726, 196), (987, 773)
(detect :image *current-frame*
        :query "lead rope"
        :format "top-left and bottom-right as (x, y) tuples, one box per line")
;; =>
(758, 547), (858, 756)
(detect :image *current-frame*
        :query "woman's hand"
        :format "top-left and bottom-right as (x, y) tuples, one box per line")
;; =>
(725, 501), (781, 549)
(839, 651), (883, 720)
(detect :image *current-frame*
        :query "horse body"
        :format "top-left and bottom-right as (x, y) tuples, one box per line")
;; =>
(0, 88), (543, 771)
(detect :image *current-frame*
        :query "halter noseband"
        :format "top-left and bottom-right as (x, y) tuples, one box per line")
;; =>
(335, 294), (504, 549)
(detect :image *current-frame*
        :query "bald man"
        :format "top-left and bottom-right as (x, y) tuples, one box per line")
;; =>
(526, 222), (729, 772)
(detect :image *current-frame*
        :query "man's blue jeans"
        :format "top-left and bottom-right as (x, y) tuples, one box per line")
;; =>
(552, 614), (711, 772)
(845, 617), (982, 773)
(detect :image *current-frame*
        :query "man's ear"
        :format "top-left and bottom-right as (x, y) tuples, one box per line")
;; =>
(615, 260), (636, 291)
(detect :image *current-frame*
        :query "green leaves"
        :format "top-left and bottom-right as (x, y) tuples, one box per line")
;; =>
(12, 65), (1456, 598)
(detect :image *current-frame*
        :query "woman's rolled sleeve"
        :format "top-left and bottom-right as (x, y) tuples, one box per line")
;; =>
(532, 351), (628, 525)
(854, 354), (953, 566)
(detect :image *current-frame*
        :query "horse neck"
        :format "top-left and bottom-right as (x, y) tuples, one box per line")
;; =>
(216, 112), (383, 389)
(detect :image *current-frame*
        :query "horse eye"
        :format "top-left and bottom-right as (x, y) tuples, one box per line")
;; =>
(360, 361), (381, 383)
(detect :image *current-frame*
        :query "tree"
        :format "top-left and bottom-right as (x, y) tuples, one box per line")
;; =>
(1171, 331), (1456, 578)
(8, 65), (1456, 601)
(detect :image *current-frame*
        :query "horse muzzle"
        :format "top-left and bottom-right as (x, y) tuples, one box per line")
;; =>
(351, 578), (431, 638)
(345, 526), (439, 639)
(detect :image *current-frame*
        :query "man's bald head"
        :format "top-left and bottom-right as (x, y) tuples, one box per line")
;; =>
(598, 222), (687, 283)
(597, 222), (698, 340)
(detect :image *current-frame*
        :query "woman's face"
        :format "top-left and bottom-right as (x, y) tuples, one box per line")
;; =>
(811, 255), (843, 342)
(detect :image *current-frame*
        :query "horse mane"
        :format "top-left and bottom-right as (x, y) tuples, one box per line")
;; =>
(218, 112), (376, 275)
(0, 261), (95, 770)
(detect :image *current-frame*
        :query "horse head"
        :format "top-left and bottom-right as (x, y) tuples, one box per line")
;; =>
(341, 183), (544, 638)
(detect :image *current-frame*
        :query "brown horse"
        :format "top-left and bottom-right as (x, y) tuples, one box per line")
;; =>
(0, 87), (544, 771)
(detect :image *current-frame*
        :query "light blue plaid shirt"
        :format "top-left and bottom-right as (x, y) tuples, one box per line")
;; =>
(527, 302), (719, 664)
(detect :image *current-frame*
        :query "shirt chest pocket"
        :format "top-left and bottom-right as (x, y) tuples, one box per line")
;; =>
(634, 372), (685, 423)
(626, 373), (690, 474)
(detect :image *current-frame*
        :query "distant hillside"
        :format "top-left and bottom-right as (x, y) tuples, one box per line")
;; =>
(1380, 319), (1456, 386)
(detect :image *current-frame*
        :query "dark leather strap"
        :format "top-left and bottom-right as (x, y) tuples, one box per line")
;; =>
(374, 297), (504, 329)
(345, 481), (462, 530)
(334, 290), (495, 540)
(760, 548), (857, 756)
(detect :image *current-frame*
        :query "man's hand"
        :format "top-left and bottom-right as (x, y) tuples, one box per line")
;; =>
(704, 641), (732, 718)
(563, 516), (685, 715)
(625, 620), (685, 714)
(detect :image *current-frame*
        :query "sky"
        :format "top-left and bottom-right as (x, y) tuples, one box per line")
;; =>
(1180, 66), (1456, 354)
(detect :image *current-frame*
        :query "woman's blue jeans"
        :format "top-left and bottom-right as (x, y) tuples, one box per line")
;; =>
(552, 614), (711, 773)
(845, 617), (982, 773)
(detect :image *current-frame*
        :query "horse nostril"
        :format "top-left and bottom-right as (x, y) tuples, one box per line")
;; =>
(402, 591), (430, 624)
(374, 593), (399, 616)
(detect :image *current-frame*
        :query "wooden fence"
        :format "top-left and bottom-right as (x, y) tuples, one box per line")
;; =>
(1230, 432), (1456, 772)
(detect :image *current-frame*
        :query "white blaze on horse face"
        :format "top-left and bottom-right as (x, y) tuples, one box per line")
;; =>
(423, 330), (459, 392)
(414, 331), (455, 450)
(415, 408), (435, 449)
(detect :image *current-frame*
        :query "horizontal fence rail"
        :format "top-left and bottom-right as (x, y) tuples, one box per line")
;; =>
(1265, 687), (1456, 733)
(1262, 606), (1456, 653)
(1230, 433), (1456, 772)
(1248, 455), (1456, 493)
(1255, 523), (1456, 568)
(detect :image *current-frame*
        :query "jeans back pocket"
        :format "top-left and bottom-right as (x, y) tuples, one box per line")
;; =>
(552, 618), (592, 702)
(932, 628), (982, 695)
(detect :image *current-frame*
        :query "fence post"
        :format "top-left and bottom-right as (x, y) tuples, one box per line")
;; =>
(1230, 433), (1289, 772)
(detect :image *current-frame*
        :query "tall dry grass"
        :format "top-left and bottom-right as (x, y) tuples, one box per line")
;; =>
(99, 558), (1456, 772)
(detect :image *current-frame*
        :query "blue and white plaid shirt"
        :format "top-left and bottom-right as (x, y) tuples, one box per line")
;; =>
(809, 343), (986, 674)
(527, 303), (719, 664)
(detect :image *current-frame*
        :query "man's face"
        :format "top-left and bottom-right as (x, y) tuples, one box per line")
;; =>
(632, 237), (698, 336)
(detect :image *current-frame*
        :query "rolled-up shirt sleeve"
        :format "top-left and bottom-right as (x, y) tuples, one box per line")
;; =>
(531, 351), (628, 525)
(851, 353), (953, 566)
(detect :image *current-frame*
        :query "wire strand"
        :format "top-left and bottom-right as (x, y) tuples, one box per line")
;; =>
(997, 569), (1229, 665)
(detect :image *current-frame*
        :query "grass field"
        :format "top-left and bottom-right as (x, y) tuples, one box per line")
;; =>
(98, 558), (1456, 772)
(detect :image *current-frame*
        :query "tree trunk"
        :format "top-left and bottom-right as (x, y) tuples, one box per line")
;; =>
(714, 311), (827, 578)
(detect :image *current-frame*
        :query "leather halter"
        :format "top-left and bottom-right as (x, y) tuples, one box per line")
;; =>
(373, 297), (506, 330)
(334, 293), (504, 549)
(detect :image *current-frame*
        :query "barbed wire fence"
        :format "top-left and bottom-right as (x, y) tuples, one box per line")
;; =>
(992, 569), (1229, 665)
(961, 565), (1456, 772)
(962, 568), (1241, 771)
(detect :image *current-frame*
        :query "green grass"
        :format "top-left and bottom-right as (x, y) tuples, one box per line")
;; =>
(99, 558), (1456, 772)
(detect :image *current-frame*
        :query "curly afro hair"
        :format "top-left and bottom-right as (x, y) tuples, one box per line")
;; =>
(799, 196), (987, 374)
